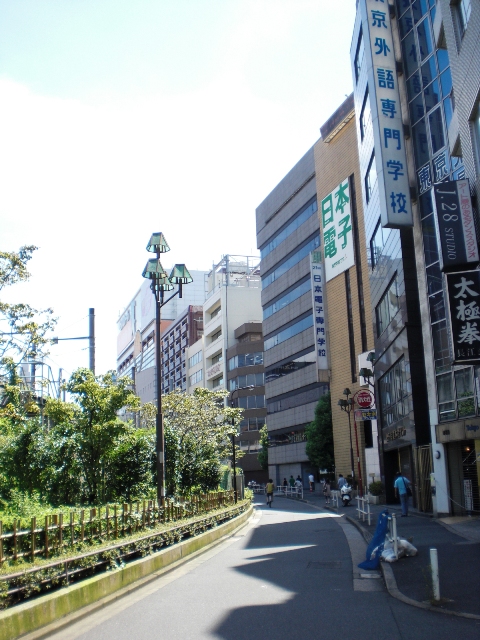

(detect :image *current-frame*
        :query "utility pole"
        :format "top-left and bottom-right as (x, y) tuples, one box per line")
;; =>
(89, 308), (95, 374)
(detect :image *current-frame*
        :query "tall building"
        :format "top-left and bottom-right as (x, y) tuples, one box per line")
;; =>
(160, 306), (204, 395)
(351, 0), (480, 514)
(256, 149), (328, 487)
(201, 255), (262, 392)
(315, 96), (379, 487)
(116, 271), (207, 405)
(227, 322), (268, 485)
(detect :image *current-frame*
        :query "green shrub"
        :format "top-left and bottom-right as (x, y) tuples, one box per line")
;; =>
(368, 481), (384, 496)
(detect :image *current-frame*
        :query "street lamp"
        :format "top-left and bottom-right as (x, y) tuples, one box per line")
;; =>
(337, 388), (355, 481)
(142, 232), (192, 507)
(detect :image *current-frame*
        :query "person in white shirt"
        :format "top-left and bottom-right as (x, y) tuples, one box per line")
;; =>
(308, 473), (315, 492)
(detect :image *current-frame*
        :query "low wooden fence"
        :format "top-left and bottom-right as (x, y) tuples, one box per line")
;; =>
(0, 491), (234, 565)
(0, 498), (246, 609)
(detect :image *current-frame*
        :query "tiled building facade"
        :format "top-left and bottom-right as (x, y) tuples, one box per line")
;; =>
(314, 96), (379, 487)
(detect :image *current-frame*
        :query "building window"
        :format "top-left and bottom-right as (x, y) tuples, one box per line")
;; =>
(189, 369), (203, 386)
(457, 0), (471, 35)
(228, 373), (264, 391)
(212, 375), (224, 388)
(369, 218), (387, 269)
(260, 198), (318, 260)
(239, 417), (266, 432)
(355, 30), (365, 82)
(264, 315), (314, 351)
(188, 351), (202, 367)
(262, 235), (320, 289)
(210, 306), (221, 320)
(365, 152), (377, 203)
(228, 352), (263, 371)
(263, 278), (311, 320)
(376, 276), (399, 336)
(234, 395), (265, 409)
(379, 358), (410, 427)
(265, 351), (316, 382)
(210, 329), (222, 343)
(211, 352), (223, 365)
(360, 89), (371, 141)
(472, 100), (480, 171)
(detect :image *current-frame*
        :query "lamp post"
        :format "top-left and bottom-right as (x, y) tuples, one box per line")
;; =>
(337, 388), (355, 481)
(142, 232), (192, 507)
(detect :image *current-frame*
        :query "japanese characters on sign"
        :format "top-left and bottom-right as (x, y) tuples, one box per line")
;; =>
(432, 179), (479, 271)
(355, 408), (377, 421)
(310, 250), (328, 370)
(320, 179), (355, 282)
(446, 270), (480, 363)
(362, 0), (413, 227)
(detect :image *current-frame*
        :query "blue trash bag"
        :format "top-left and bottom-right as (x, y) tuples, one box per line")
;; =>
(358, 509), (389, 570)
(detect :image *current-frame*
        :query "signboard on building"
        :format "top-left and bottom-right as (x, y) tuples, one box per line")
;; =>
(355, 408), (377, 421)
(432, 179), (479, 271)
(362, 0), (413, 228)
(446, 270), (480, 363)
(320, 179), (355, 282)
(310, 250), (328, 370)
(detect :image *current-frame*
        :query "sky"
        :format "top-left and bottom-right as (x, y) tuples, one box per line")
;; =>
(0, 0), (357, 382)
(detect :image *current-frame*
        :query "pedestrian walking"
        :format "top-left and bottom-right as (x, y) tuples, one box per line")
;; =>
(308, 473), (315, 492)
(266, 478), (275, 507)
(282, 478), (288, 493)
(289, 475), (295, 487)
(394, 471), (412, 516)
(323, 478), (331, 505)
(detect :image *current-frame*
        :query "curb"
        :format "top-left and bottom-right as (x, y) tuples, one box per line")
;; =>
(343, 514), (480, 621)
(0, 505), (255, 640)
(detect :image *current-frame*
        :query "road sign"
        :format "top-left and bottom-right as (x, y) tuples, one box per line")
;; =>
(355, 389), (374, 409)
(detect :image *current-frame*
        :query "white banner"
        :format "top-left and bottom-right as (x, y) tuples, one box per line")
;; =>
(310, 250), (328, 370)
(363, 0), (413, 228)
(320, 179), (355, 282)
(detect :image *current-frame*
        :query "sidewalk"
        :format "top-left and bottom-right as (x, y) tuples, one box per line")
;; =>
(297, 489), (480, 618)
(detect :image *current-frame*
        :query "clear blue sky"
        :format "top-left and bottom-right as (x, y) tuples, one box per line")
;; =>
(0, 0), (357, 378)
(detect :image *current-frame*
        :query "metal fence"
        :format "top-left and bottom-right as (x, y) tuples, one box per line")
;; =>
(275, 486), (304, 500)
(0, 491), (234, 565)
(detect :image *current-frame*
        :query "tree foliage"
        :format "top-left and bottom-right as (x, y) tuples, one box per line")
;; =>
(305, 392), (334, 471)
(162, 387), (243, 496)
(0, 247), (56, 368)
(257, 425), (269, 471)
(0, 372), (244, 506)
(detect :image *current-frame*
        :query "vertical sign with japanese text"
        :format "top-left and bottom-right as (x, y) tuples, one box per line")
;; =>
(432, 179), (479, 271)
(310, 250), (328, 370)
(362, 0), (413, 228)
(321, 179), (355, 282)
(446, 270), (480, 363)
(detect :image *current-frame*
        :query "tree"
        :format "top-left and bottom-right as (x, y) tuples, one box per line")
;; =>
(0, 246), (56, 368)
(257, 425), (269, 471)
(162, 388), (243, 495)
(305, 392), (334, 471)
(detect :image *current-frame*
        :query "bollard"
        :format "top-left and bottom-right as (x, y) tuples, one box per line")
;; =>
(392, 513), (398, 559)
(430, 548), (440, 601)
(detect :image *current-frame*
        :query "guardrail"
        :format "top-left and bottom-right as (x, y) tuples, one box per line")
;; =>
(356, 494), (371, 525)
(275, 486), (304, 500)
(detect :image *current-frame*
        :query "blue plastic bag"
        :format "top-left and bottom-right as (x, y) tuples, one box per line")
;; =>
(358, 509), (389, 570)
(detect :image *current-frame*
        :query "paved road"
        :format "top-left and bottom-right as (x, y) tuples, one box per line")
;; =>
(47, 499), (480, 640)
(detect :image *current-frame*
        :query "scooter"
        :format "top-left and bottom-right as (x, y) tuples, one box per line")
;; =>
(341, 483), (352, 507)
